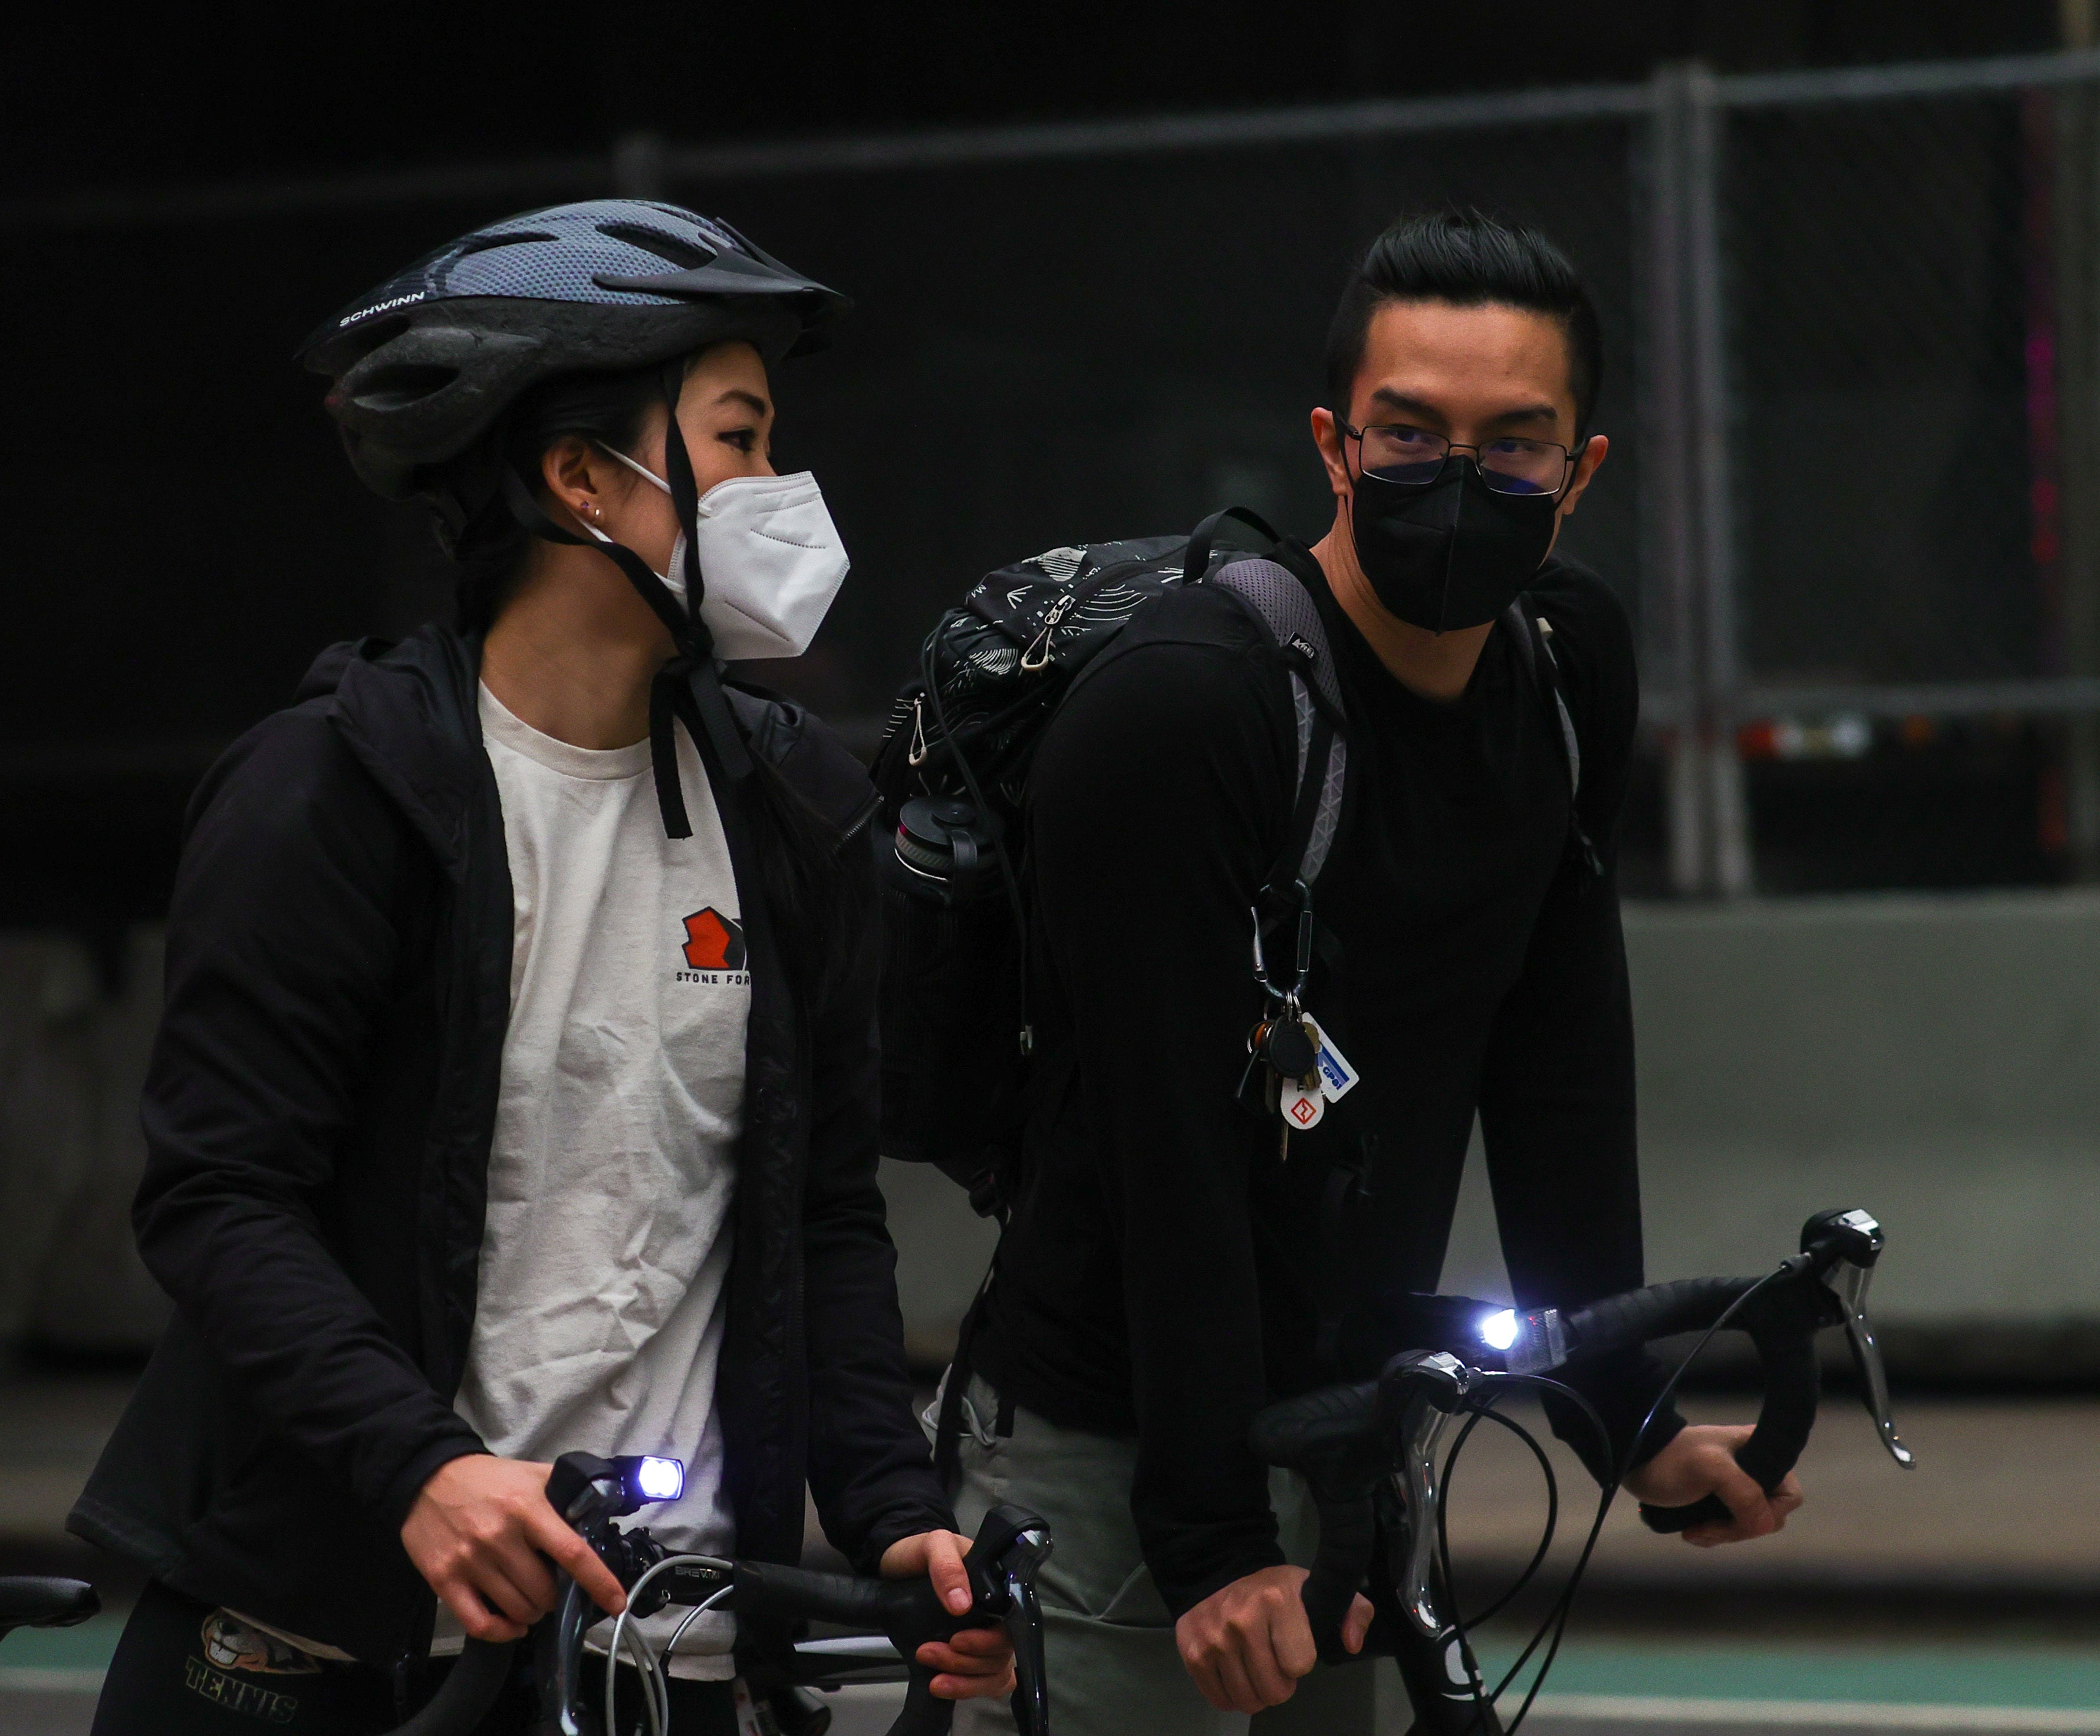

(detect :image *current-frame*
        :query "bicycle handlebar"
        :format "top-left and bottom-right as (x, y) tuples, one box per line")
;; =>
(740, 1502), (1051, 1736)
(379, 1453), (1052, 1736)
(1249, 1207), (1915, 1731)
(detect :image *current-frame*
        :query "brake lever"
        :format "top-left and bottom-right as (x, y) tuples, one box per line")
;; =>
(1380, 1352), (1498, 1724)
(1802, 1208), (1915, 1470)
(1000, 1539), (1052, 1736)
(1382, 1352), (1470, 1640)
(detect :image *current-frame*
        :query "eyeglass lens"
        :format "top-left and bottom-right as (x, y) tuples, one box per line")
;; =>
(1357, 424), (1569, 496)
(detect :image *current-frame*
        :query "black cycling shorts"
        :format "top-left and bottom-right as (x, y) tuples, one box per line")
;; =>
(88, 1579), (739, 1735)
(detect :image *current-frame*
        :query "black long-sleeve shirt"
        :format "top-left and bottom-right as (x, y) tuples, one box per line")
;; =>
(975, 544), (1678, 1618)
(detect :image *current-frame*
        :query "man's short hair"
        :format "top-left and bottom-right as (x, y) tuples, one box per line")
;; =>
(1325, 209), (1602, 435)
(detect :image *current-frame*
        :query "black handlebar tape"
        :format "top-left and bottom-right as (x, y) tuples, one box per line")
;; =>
(1248, 1379), (1381, 1474)
(1640, 1299), (1825, 1534)
(1302, 1491), (1378, 1667)
(738, 1561), (998, 1736)
(386, 1639), (517, 1736)
(733, 1560), (894, 1632)
(1561, 1275), (1763, 1356)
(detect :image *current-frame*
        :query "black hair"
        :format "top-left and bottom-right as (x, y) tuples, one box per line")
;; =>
(447, 360), (859, 999)
(1325, 209), (1602, 435)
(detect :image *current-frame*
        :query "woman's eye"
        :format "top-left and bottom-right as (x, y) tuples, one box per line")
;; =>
(721, 427), (758, 452)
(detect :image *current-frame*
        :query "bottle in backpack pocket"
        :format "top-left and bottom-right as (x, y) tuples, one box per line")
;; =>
(878, 796), (1029, 1204)
(886, 796), (1008, 908)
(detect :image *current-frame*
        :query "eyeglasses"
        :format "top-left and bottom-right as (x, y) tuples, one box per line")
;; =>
(1339, 420), (1581, 498)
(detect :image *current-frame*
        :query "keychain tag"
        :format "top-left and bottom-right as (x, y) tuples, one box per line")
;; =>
(1281, 1080), (1326, 1130)
(1305, 1019), (1360, 1103)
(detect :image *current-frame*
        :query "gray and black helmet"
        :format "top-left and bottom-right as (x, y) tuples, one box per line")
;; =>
(298, 199), (848, 533)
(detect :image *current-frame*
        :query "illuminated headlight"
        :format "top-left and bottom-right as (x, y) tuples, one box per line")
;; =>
(614, 1455), (685, 1504)
(1479, 1309), (1520, 1352)
(635, 1457), (684, 1501)
(1480, 1307), (1568, 1376)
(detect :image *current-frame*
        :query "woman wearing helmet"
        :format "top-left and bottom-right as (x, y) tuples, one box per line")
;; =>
(73, 203), (1009, 1732)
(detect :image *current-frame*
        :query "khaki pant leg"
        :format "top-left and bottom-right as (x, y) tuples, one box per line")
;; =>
(934, 1378), (1383, 1736)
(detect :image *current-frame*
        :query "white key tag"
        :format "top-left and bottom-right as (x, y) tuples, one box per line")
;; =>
(1281, 1079), (1326, 1131)
(1305, 1018), (1360, 1103)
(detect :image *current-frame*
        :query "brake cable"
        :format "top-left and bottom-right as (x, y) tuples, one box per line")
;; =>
(600, 1552), (734, 1736)
(1439, 1262), (1796, 1735)
(1435, 1398), (1560, 1633)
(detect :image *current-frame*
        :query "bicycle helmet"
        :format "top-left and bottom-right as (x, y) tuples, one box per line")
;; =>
(301, 201), (852, 838)
(298, 199), (848, 534)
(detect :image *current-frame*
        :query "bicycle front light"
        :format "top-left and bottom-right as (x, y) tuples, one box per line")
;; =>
(1477, 1309), (1520, 1352)
(1480, 1307), (1568, 1376)
(613, 1455), (685, 1506)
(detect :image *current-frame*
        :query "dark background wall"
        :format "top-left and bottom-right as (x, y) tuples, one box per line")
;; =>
(0, 0), (2065, 938)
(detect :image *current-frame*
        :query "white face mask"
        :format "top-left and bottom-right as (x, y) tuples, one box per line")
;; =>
(588, 443), (850, 661)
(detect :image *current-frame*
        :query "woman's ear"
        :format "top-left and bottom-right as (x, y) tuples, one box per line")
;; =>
(541, 436), (607, 535)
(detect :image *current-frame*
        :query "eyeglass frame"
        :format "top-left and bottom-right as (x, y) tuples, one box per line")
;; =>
(1336, 419), (1591, 501)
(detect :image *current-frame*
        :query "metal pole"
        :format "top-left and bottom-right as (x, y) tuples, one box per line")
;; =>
(1684, 62), (1755, 896)
(2056, 18), (2100, 877)
(1643, 65), (1710, 895)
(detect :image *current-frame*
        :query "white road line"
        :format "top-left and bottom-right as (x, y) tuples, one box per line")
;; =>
(1536, 1694), (2100, 1731)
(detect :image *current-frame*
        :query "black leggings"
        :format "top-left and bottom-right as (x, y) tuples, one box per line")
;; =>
(90, 1580), (739, 1735)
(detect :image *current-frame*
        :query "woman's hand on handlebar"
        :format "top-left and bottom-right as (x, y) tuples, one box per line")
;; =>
(1174, 1566), (1374, 1715)
(400, 1454), (629, 1642)
(1624, 1425), (1805, 1547)
(877, 1529), (1018, 1701)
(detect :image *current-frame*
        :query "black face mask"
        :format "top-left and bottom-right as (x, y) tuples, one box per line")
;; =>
(1347, 455), (1561, 634)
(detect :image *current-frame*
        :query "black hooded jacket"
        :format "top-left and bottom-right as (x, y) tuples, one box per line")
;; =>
(68, 626), (950, 1672)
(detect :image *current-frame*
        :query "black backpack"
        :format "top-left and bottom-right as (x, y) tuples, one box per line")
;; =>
(870, 508), (1595, 1483)
(869, 509), (1353, 1221)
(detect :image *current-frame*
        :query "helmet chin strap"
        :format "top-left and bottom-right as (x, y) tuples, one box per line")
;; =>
(498, 364), (754, 838)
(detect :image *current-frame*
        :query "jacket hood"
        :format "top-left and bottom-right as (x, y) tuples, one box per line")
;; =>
(302, 627), (488, 884)
(301, 628), (879, 881)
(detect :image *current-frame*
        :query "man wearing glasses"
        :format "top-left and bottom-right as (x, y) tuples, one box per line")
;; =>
(949, 211), (1799, 1735)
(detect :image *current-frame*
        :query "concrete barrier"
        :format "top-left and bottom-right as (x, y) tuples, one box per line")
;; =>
(897, 890), (2100, 1373)
(6, 890), (2096, 1371)
(0, 931), (167, 1354)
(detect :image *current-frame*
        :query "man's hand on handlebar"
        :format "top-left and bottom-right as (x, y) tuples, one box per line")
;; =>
(400, 1454), (629, 1642)
(1624, 1424), (1805, 1547)
(1174, 1564), (1374, 1715)
(877, 1529), (1018, 1701)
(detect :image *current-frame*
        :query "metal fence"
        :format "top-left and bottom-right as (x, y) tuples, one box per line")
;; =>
(10, 50), (2100, 900)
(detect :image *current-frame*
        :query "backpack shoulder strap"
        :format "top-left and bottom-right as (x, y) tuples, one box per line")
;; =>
(1211, 555), (1348, 888)
(1501, 597), (1602, 877)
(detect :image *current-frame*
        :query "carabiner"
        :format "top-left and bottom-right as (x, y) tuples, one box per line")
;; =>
(1250, 880), (1316, 1006)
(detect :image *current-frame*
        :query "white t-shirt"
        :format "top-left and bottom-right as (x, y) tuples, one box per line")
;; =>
(437, 684), (752, 1678)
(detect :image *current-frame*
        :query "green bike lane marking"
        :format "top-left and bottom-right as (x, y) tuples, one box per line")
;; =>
(1, 1614), (121, 1671)
(1477, 1640), (2100, 1711)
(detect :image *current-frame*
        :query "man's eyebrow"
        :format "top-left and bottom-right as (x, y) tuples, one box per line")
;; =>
(713, 388), (772, 416)
(1364, 387), (1564, 430)
(1485, 402), (1562, 429)
(1365, 388), (1447, 426)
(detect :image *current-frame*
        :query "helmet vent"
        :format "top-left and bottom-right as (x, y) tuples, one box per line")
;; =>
(597, 222), (717, 271)
(455, 229), (557, 257)
(352, 363), (460, 411)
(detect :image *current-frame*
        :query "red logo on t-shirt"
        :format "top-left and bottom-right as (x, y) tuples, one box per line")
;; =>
(682, 908), (747, 971)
